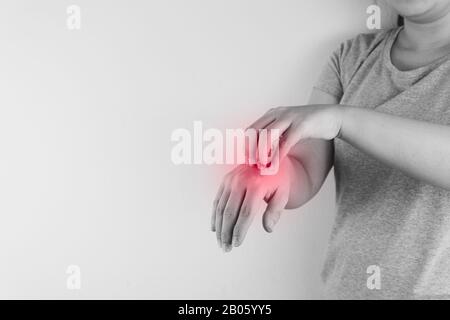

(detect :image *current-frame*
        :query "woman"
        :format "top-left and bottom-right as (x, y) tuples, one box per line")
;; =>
(211, 0), (450, 299)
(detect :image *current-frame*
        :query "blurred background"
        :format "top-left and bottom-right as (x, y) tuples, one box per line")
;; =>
(0, 0), (393, 299)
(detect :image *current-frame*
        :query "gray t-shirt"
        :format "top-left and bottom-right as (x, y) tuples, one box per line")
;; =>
(314, 26), (450, 299)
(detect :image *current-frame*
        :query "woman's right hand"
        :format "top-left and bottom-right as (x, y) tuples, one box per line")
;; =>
(211, 162), (291, 252)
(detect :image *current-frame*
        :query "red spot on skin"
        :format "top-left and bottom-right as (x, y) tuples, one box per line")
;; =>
(239, 158), (290, 201)
(207, 118), (282, 192)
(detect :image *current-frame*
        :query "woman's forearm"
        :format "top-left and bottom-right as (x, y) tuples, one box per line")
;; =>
(285, 155), (315, 209)
(339, 105), (450, 190)
(283, 138), (334, 209)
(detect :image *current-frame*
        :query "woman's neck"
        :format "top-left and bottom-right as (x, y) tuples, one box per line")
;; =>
(402, 13), (450, 51)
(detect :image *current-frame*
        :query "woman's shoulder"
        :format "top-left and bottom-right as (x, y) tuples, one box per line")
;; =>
(338, 27), (398, 58)
(330, 27), (399, 72)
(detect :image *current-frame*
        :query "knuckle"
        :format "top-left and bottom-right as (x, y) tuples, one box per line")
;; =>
(231, 177), (243, 189)
(223, 207), (235, 217)
(217, 205), (225, 215)
(268, 106), (284, 115)
(251, 181), (263, 193)
(224, 173), (232, 184)
(239, 206), (250, 217)
(277, 106), (287, 113)
(229, 174), (238, 184)
(233, 170), (246, 183)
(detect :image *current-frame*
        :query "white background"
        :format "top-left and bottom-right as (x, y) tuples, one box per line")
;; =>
(0, 0), (390, 298)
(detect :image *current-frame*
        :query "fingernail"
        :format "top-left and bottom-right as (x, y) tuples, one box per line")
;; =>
(232, 237), (240, 247)
(223, 243), (232, 252)
(217, 238), (222, 248)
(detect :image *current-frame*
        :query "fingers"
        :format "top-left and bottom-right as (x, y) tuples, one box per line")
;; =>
(246, 108), (292, 170)
(232, 187), (265, 247)
(211, 181), (225, 232)
(264, 118), (291, 135)
(279, 125), (303, 160)
(220, 187), (247, 252)
(246, 110), (276, 130)
(257, 120), (289, 168)
(259, 142), (281, 176)
(262, 187), (289, 233)
(215, 187), (231, 248)
(213, 167), (247, 238)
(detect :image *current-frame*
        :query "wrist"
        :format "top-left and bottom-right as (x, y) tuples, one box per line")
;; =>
(321, 104), (346, 140)
(334, 105), (351, 140)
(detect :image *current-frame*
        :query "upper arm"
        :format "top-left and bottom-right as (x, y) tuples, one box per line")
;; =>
(288, 88), (339, 193)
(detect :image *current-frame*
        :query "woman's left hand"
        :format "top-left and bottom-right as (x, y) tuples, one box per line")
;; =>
(248, 104), (343, 161)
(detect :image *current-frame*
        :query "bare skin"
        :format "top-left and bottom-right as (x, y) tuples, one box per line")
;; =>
(212, 0), (450, 252)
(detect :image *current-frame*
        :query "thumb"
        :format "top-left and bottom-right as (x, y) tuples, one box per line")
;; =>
(263, 189), (289, 233)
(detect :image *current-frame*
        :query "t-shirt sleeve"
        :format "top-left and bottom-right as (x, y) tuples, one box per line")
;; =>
(312, 31), (385, 102)
(313, 43), (346, 100)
